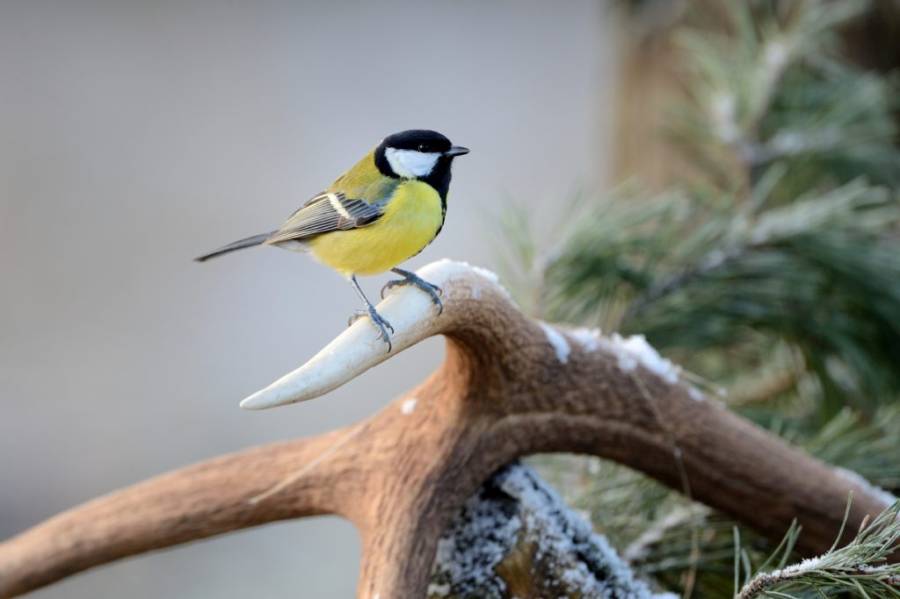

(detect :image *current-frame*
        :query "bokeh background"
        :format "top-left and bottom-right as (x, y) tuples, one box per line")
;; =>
(0, 1), (617, 597)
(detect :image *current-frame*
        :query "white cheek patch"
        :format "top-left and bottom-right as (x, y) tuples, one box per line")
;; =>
(384, 148), (440, 178)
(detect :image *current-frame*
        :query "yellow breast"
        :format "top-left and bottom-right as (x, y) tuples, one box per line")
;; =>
(308, 180), (444, 276)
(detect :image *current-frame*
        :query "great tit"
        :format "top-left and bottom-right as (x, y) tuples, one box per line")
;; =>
(195, 129), (469, 350)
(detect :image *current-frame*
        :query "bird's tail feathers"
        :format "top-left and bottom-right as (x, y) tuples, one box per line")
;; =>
(194, 232), (274, 262)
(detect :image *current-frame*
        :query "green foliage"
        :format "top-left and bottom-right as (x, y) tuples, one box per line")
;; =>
(504, 0), (900, 412)
(516, 1), (900, 412)
(507, 0), (900, 596)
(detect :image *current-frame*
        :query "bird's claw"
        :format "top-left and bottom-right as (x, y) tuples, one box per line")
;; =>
(348, 308), (394, 352)
(381, 276), (444, 315)
(380, 279), (404, 299)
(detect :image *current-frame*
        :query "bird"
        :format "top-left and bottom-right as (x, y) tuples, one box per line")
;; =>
(195, 129), (469, 351)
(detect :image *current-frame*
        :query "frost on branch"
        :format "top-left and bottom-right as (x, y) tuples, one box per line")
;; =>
(429, 463), (673, 599)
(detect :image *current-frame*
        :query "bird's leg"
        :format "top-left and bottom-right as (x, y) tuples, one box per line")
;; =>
(381, 268), (443, 314)
(348, 275), (394, 352)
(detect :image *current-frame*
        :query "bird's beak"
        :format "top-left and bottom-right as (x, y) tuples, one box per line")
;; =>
(444, 146), (470, 157)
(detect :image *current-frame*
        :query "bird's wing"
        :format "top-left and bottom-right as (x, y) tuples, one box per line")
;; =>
(265, 192), (384, 245)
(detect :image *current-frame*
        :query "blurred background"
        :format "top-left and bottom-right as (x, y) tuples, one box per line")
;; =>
(4, 0), (900, 597)
(0, 1), (615, 597)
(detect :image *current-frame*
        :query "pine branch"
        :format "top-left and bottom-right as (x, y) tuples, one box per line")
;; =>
(735, 501), (900, 599)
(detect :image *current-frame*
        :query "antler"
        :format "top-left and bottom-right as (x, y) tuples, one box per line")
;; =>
(0, 260), (894, 598)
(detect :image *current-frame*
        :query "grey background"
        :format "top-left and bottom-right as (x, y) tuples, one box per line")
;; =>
(0, 1), (615, 596)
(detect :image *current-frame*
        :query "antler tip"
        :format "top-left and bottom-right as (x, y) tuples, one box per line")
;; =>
(239, 390), (289, 410)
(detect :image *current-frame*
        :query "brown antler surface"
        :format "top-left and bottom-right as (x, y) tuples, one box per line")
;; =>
(0, 260), (894, 598)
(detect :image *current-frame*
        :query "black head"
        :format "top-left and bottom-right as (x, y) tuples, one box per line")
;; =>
(374, 130), (469, 198)
(382, 129), (453, 154)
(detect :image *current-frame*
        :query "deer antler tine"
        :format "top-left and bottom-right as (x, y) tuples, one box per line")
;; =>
(240, 260), (506, 410)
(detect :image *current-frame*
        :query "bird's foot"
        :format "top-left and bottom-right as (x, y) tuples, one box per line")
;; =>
(348, 307), (394, 352)
(381, 271), (443, 315)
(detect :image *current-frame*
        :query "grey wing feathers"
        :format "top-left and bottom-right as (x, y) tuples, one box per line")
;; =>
(266, 192), (383, 245)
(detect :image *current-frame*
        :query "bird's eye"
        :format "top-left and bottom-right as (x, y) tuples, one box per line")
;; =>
(417, 144), (427, 152)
